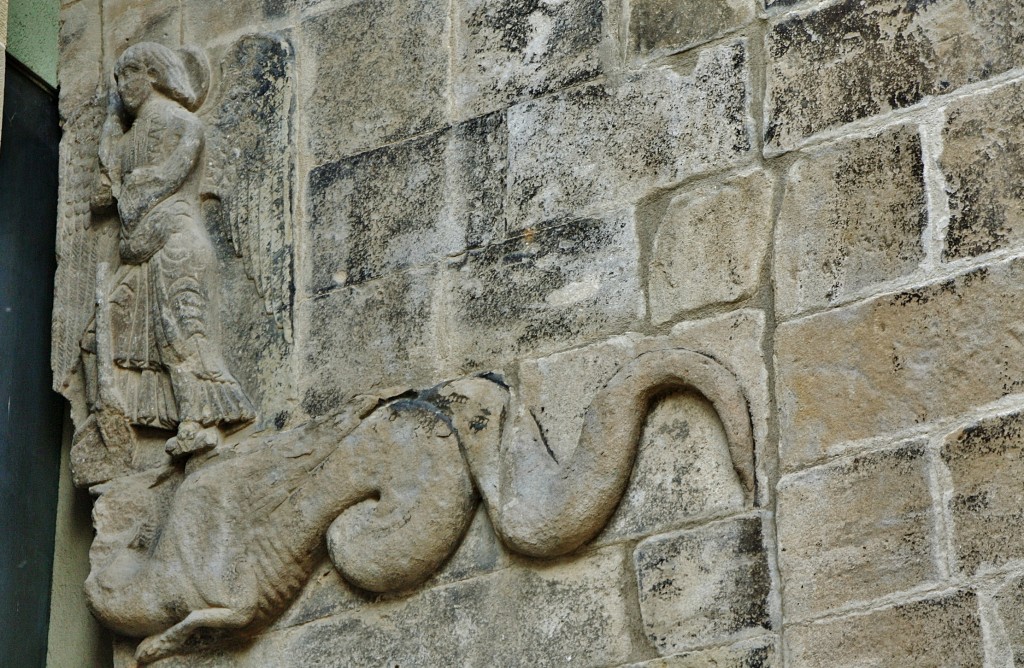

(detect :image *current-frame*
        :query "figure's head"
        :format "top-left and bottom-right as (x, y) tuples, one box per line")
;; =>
(115, 43), (197, 114)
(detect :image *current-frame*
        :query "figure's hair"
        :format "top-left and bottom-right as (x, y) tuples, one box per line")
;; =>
(116, 43), (197, 110)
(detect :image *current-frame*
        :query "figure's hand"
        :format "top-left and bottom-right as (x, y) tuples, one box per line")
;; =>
(90, 172), (115, 216)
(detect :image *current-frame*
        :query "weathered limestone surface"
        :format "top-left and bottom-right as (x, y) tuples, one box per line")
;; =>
(941, 409), (1024, 575)
(650, 170), (774, 323)
(624, 635), (776, 667)
(776, 441), (939, 619)
(507, 40), (753, 230)
(52, 0), (1024, 662)
(776, 257), (1024, 469)
(774, 124), (927, 317)
(453, 0), (605, 119)
(628, 0), (753, 62)
(302, 0), (449, 163)
(634, 515), (772, 655)
(765, 0), (1024, 152)
(786, 591), (984, 667)
(941, 81), (1024, 260)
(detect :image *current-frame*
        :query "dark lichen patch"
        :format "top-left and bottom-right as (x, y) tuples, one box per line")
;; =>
(444, 213), (642, 365)
(941, 82), (1024, 260)
(765, 0), (1024, 150)
(455, 0), (603, 115)
(306, 114), (506, 293)
(629, 0), (752, 60)
(634, 516), (772, 653)
(940, 409), (1024, 574)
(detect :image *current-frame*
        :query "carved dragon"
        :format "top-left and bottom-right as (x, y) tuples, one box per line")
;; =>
(84, 349), (754, 664)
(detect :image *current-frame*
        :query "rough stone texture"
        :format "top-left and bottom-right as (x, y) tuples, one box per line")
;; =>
(183, 0), (290, 46)
(302, 0), (449, 163)
(776, 256), (1024, 469)
(765, 0), (1024, 152)
(941, 409), (1024, 575)
(941, 81), (1024, 260)
(628, 0), (754, 62)
(994, 574), (1024, 666)
(101, 0), (180, 70)
(649, 170), (774, 323)
(305, 112), (507, 293)
(776, 441), (939, 620)
(244, 547), (635, 666)
(624, 635), (776, 667)
(516, 309), (769, 524)
(56, 0), (101, 113)
(507, 40), (752, 231)
(634, 515), (772, 655)
(774, 124), (927, 317)
(453, 0), (604, 119)
(441, 212), (644, 370)
(300, 267), (442, 417)
(785, 591), (984, 667)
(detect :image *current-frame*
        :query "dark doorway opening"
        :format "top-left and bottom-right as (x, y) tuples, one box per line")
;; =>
(0, 56), (64, 667)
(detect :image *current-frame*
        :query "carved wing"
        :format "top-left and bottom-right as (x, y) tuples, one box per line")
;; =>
(51, 97), (119, 392)
(202, 34), (295, 343)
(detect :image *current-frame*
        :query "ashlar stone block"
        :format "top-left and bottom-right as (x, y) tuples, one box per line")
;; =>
(261, 546), (636, 666)
(941, 409), (1024, 575)
(774, 124), (927, 317)
(775, 256), (1024, 469)
(300, 267), (443, 417)
(649, 170), (774, 323)
(441, 211), (644, 369)
(58, 0), (102, 114)
(624, 635), (776, 667)
(785, 591), (984, 667)
(302, 0), (449, 162)
(305, 112), (507, 292)
(507, 39), (752, 231)
(994, 573), (1024, 667)
(453, 0), (604, 119)
(102, 0), (180, 70)
(629, 0), (754, 62)
(776, 441), (939, 620)
(765, 0), (1024, 152)
(634, 515), (772, 655)
(941, 80), (1024, 260)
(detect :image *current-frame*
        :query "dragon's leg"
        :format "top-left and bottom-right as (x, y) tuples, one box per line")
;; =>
(135, 606), (256, 664)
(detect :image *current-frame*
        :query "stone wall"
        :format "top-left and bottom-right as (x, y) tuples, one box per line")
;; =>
(54, 0), (1024, 665)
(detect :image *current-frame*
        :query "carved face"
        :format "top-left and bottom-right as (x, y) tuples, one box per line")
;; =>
(116, 59), (154, 115)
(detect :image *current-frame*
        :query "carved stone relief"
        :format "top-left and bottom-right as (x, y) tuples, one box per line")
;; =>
(54, 36), (758, 666)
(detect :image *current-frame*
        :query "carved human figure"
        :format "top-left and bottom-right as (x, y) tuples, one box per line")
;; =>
(83, 42), (255, 456)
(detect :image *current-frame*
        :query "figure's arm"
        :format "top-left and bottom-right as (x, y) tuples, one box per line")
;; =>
(118, 112), (203, 227)
(117, 114), (203, 263)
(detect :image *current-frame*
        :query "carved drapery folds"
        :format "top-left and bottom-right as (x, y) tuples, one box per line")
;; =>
(53, 35), (759, 665)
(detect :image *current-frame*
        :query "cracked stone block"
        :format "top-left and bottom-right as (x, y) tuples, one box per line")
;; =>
(941, 409), (1024, 575)
(776, 441), (938, 620)
(765, 0), (1024, 152)
(628, 0), (754, 62)
(302, 0), (449, 163)
(775, 256), (1024, 469)
(305, 112), (507, 292)
(441, 211), (644, 370)
(941, 81), (1024, 261)
(649, 170), (773, 323)
(774, 124), (927, 318)
(623, 635), (776, 667)
(507, 39), (752, 231)
(453, 0), (604, 118)
(786, 591), (983, 667)
(634, 515), (772, 654)
(299, 267), (442, 418)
